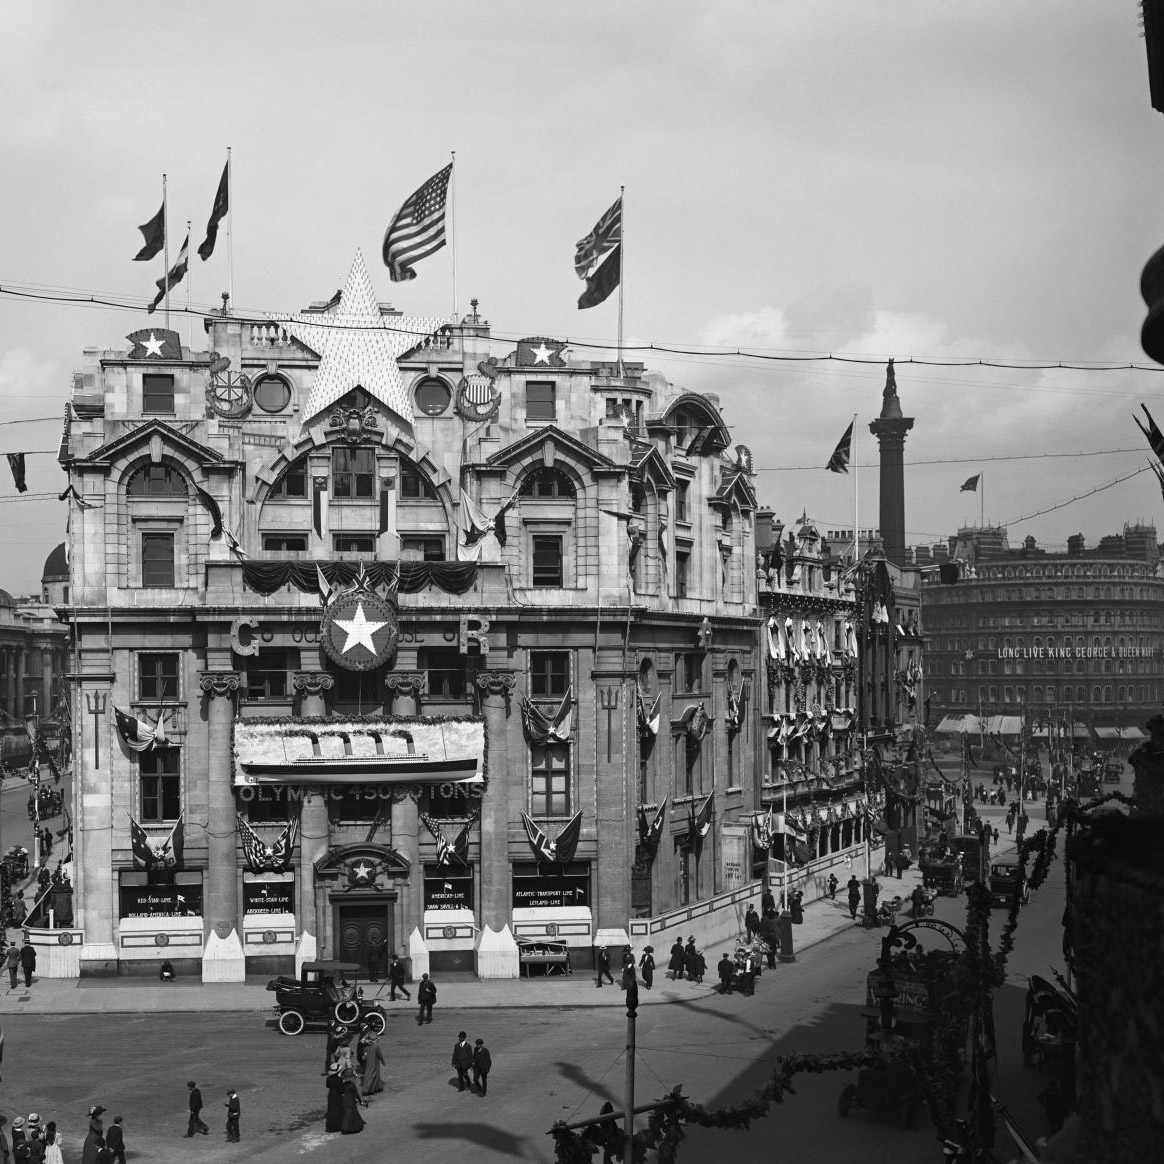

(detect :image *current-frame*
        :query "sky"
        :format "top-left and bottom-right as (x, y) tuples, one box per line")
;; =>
(3, 0), (1164, 591)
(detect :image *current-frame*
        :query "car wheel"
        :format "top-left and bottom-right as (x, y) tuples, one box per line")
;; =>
(838, 1084), (856, 1117)
(362, 1009), (387, 1036)
(335, 1000), (360, 1025)
(279, 1010), (305, 1036)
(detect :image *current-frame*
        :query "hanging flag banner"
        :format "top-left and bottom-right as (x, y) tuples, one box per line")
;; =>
(520, 810), (583, 865)
(960, 473), (981, 492)
(6, 454), (27, 494)
(129, 812), (184, 870)
(236, 812), (298, 873)
(194, 484), (224, 539)
(578, 245), (620, 310)
(383, 161), (453, 282)
(147, 233), (190, 314)
(126, 328), (182, 360)
(520, 687), (574, 744)
(575, 196), (622, 279)
(826, 421), (854, 473)
(115, 706), (166, 753)
(197, 159), (230, 261)
(134, 201), (165, 261)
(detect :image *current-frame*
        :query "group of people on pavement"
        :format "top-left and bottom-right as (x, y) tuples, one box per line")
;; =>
(665, 936), (706, 984)
(3, 939), (36, 989)
(323, 1028), (382, 1138)
(0, 1105), (125, 1164)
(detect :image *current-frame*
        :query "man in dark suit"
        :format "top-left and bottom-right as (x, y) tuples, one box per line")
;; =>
(185, 1081), (209, 1137)
(451, 1032), (474, 1092)
(472, 1038), (492, 1096)
(106, 1116), (127, 1164)
(224, 1088), (240, 1142)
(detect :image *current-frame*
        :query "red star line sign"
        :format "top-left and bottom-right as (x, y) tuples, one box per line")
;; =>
(320, 590), (399, 672)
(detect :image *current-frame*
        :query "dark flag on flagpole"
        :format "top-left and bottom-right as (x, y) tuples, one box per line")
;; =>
(575, 196), (622, 278)
(134, 202), (165, 261)
(1135, 403), (1164, 461)
(578, 245), (620, 309)
(382, 162), (453, 282)
(6, 454), (27, 493)
(197, 161), (230, 261)
(147, 233), (189, 313)
(960, 473), (981, 492)
(825, 421), (854, 473)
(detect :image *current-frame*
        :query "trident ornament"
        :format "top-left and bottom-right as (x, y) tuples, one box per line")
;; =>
(85, 690), (108, 769)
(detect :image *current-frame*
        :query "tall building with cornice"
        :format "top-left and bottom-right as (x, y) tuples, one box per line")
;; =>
(58, 256), (763, 979)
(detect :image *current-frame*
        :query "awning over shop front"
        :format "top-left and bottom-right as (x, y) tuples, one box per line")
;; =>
(233, 718), (485, 787)
(1093, 726), (1143, 740)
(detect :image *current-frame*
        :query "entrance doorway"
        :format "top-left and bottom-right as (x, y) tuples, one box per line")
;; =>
(335, 901), (393, 975)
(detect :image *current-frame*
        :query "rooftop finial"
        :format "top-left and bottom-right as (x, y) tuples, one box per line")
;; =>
(879, 357), (903, 420)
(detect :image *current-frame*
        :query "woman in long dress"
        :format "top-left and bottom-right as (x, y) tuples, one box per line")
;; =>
(360, 1033), (385, 1096)
(324, 1067), (344, 1133)
(339, 1070), (365, 1135)
(43, 1122), (64, 1164)
(81, 1106), (104, 1164)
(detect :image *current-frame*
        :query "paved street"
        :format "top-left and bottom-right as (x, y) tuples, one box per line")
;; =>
(0, 796), (1073, 1164)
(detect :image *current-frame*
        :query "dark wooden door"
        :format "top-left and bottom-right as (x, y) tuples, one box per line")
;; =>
(336, 902), (392, 970)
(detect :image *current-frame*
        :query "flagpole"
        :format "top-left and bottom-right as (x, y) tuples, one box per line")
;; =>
(851, 413), (859, 564)
(450, 150), (458, 320)
(226, 146), (234, 311)
(617, 184), (625, 376)
(162, 173), (169, 328)
(981, 471), (985, 528)
(186, 219), (192, 351)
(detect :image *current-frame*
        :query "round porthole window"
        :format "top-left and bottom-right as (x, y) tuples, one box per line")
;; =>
(253, 375), (292, 413)
(414, 377), (451, 417)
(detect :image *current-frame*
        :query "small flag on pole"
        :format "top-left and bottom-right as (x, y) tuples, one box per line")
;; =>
(960, 473), (980, 492)
(147, 233), (189, 314)
(134, 201), (165, 261)
(1135, 403), (1164, 461)
(826, 421), (854, 473)
(382, 162), (453, 282)
(578, 245), (620, 309)
(197, 160), (230, 261)
(6, 453), (27, 493)
(575, 196), (622, 279)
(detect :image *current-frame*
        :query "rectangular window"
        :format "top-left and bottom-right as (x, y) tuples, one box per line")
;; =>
(142, 373), (175, 414)
(246, 647), (299, 700)
(677, 651), (704, 694)
(674, 481), (689, 522)
(141, 532), (175, 587)
(400, 466), (437, 500)
(333, 534), (377, 555)
(327, 788), (382, 824)
(532, 534), (563, 587)
(419, 646), (465, 698)
(421, 783), (477, 820)
(262, 534), (308, 553)
(400, 536), (446, 562)
(270, 461), (308, 499)
(140, 749), (181, 823)
(331, 447), (376, 498)
(531, 743), (570, 816)
(139, 652), (180, 701)
(675, 550), (690, 598)
(526, 381), (556, 421)
(530, 651), (570, 698)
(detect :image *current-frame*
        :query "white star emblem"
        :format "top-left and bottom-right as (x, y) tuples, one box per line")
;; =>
(352, 862), (373, 881)
(333, 602), (388, 655)
(530, 342), (555, 365)
(142, 332), (165, 358)
(276, 253), (446, 423)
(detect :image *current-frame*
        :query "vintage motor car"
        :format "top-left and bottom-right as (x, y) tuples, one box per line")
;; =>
(989, 855), (1031, 909)
(266, 960), (387, 1036)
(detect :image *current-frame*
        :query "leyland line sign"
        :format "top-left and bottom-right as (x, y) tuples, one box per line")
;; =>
(997, 646), (1155, 660)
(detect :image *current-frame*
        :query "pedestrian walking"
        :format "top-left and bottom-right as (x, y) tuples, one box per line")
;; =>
(18, 944), (35, 988)
(827, 873), (838, 900)
(638, 946), (655, 990)
(666, 939), (685, 980)
(82, 1106), (105, 1164)
(619, 958), (636, 993)
(452, 1031), (474, 1092)
(717, 952), (734, 994)
(683, 937), (699, 982)
(595, 946), (613, 987)
(472, 1038), (492, 1096)
(758, 911), (778, 969)
(339, 1070), (365, 1135)
(360, 1031), (385, 1096)
(105, 1118), (125, 1164)
(388, 954), (411, 1001)
(847, 875), (861, 920)
(761, 888), (776, 915)
(992, 826), (999, 846)
(41, 1123), (61, 1164)
(324, 1066), (344, 1133)
(5, 946), (19, 990)
(366, 934), (386, 982)
(744, 905), (760, 941)
(10, 1119), (24, 1164)
(417, 972), (436, 1024)
(223, 1089), (240, 1143)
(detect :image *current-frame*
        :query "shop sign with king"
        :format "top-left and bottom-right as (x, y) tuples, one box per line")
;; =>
(320, 570), (399, 672)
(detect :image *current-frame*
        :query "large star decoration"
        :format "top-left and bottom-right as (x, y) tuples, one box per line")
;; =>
(142, 332), (166, 358)
(333, 602), (388, 655)
(530, 342), (555, 365)
(276, 252), (446, 424)
(352, 861), (374, 882)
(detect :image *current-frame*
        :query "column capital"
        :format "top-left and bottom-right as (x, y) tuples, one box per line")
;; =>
(385, 671), (428, 697)
(474, 669), (517, 697)
(198, 671), (242, 699)
(292, 671), (335, 697)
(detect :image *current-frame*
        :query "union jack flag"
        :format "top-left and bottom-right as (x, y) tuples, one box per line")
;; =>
(574, 196), (622, 279)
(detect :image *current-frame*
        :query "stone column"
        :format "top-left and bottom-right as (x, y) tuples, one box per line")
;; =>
(474, 670), (516, 930)
(15, 647), (25, 720)
(41, 647), (54, 718)
(198, 671), (245, 981)
(385, 671), (427, 952)
(293, 671), (334, 963)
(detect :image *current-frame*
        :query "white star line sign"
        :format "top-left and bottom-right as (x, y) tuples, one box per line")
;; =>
(333, 602), (388, 655)
(530, 342), (554, 365)
(142, 332), (165, 358)
(352, 862), (374, 881)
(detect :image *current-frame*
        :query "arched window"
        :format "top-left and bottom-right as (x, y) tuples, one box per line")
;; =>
(520, 467), (576, 499)
(127, 464), (187, 497)
(269, 455), (309, 500)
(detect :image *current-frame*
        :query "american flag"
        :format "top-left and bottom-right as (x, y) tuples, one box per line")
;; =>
(383, 162), (453, 282)
(574, 196), (622, 279)
(420, 812), (454, 865)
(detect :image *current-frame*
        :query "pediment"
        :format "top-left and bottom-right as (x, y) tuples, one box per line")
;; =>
(486, 425), (618, 472)
(79, 419), (225, 469)
(629, 444), (677, 491)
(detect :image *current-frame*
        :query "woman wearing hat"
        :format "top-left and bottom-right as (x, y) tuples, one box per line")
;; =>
(10, 1117), (25, 1160)
(324, 1063), (344, 1134)
(338, 1068), (365, 1135)
(82, 1105), (105, 1164)
(42, 1122), (62, 1164)
(359, 1030), (385, 1097)
(638, 945), (655, 991)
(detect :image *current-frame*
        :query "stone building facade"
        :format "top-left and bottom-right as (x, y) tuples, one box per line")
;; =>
(60, 255), (762, 978)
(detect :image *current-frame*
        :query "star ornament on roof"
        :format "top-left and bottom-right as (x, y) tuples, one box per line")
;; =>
(276, 252), (446, 424)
